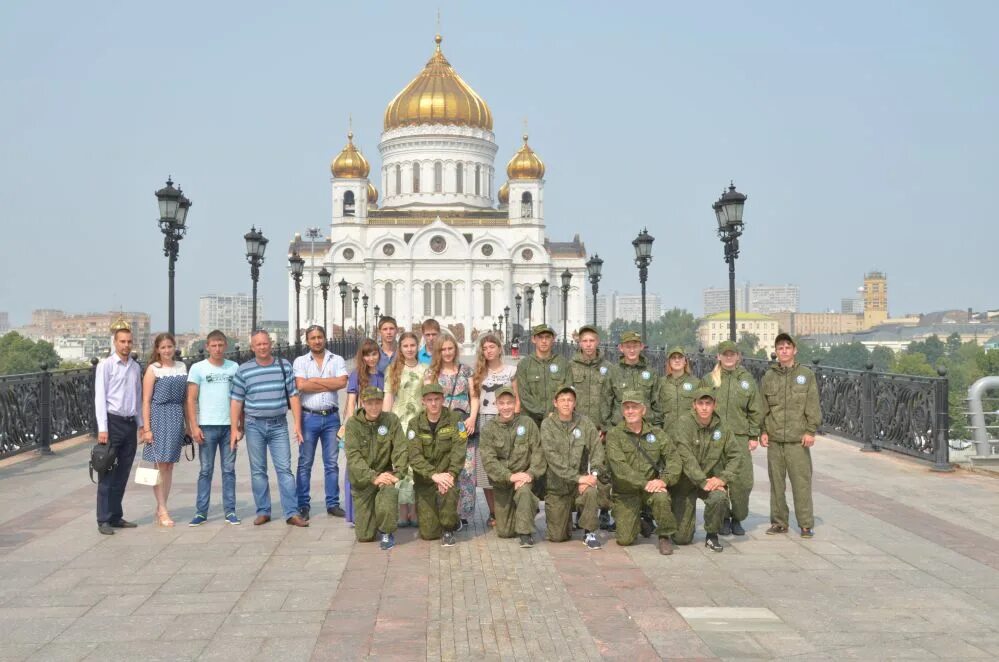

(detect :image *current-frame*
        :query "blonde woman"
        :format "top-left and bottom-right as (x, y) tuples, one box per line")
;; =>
(425, 335), (479, 527)
(658, 347), (699, 433)
(471, 334), (518, 527)
(384, 331), (425, 527)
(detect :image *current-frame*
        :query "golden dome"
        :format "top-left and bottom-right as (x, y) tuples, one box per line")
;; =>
(330, 132), (370, 178)
(506, 134), (545, 180)
(367, 182), (378, 207)
(109, 316), (131, 334)
(383, 35), (493, 131)
(497, 181), (509, 205)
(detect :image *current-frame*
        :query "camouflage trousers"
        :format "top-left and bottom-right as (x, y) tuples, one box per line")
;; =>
(613, 490), (676, 546)
(352, 484), (399, 543)
(767, 441), (813, 529)
(413, 481), (459, 540)
(545, 485), (600, 542)
(492, 483), (540, 538)
(670, 481), (728, 544)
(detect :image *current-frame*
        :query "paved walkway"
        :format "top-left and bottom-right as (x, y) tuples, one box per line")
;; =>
(2, 430), (999, 660)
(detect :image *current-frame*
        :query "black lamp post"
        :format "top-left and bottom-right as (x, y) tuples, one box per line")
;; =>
(155, 178), (191, 336)
(318, 266), (331, 335)
(586, 254), (603, 328)
(539, 279), (550, 325)
(351, 286), (360, 336)
(714, 182), (747, 343)
(514, 294), (522, 335)
(289, 251), (305, 352)
(338, 279), (349, 340)
(362, 294), (369, 337)
(560, 269), (572, 343)
(525, 287), (534, 331)
(633, 228), (654, 343)
(503, 305), (510, 340)
(373, 304), (380, 327)
(244, 226), (268, 334)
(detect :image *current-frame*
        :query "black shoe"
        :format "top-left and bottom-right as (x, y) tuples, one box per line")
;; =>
(731, 519), (746, 536)
(705, 534), (724, 552)
(299, 507), (310, 522)
(98, 523), (115, 535)
(456, 518), (468, 532)
(639, 515), (655, 539)
(327, 506), (345, 518)
(519, 534), (534, 549)
(110, 519), (138, 528)
(441, 531), (456, 547)
(720, 518), (733, 536)
(598, 510), (613, 531)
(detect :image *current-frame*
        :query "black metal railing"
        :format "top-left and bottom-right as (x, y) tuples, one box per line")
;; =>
(512, 339), (951, 471)
(0, 337), (361, 460)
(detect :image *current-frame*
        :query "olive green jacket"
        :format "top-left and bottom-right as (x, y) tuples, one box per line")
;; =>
(569, 350), (612, 429)
(760, 362), (822, 443)
(605, 420), (683, 495)
(601, 355), (663, 429)
(672, 411), (743, 488)
(699, 365), (765, 438)
(407, 409), (468, 485)
(659, 373), (700, 433)
(538, 413), (606, 496)
(345, 410), (409, 487)
(515, 353), (570, 420)
(479, 414), (544, 487)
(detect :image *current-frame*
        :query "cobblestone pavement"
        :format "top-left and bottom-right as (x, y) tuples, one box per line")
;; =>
(2, 430), (999, 661)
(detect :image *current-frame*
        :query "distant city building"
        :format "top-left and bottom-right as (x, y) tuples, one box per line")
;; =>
(19, 310), (151, 353)
(863, 271), (888, 329)
(584, 294), (613, 330)
(199, 294), (261, 343)
(260, 320), (289, 346)
(0, 312), (8, 334)
(841, 296), (865, 314)
(703, 283), (798, 316)
(53, 336), (110, 362)
(774, 312), (864, 337)
(586, 292), (662, 327)
(703, 287), (747, 316)
(698, 312), (779, 352)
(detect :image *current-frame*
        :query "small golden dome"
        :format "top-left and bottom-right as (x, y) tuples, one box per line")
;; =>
(367, 182), (378, 207)
(330, 132), (370, 178)
(506, 134), (545, 180)
(109, 316), (131, 334)
(497, 181), (509, 205)
(383, 34), (493, 131)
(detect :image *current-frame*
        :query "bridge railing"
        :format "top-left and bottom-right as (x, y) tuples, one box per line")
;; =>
(0, 338), (360, 460)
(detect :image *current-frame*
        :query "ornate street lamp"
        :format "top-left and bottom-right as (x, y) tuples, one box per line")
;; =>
(351, 286), (360, 336)
(586, 254), (603, 328)
(633, 228), (654, 343)
(289, 250), (305, 352)
(525, 286), (535, 332)
(362, 293), (369, 337)
(156, 178), (192, 335)
(373, 304), (380, 327)
(539, 279), (550, 325)
(318, 266), (331, 335)
(514, 294), (522, 335)
(714, 182), (747, 342)
(338, 278), (349, 340)
(244, 226), (268, 334)
(503, 305), (510, 340)
(560, 269), (572, 343)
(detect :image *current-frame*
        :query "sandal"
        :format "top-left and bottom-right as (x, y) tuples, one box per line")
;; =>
(157, 511), (175, 527)
(765, 523), (788, 535)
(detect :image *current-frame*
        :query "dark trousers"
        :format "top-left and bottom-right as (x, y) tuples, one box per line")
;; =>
(96, 414), (137, 524)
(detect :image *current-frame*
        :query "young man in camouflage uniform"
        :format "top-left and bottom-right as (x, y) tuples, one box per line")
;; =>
(408, 383), (467, 547)
(515, 324), (570, 428)
(601, 331), (663, 430)
(760, 333), (822, 538)
(344, 386), (409, 550)
(478, 386), (545, 548)
(538, 385), (606, 549)
(605, 391), (683, 555)
(671, 388), (744, 552)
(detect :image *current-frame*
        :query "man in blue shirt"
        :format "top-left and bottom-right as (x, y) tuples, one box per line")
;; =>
(418, 318), (440, 365)
(230, 330), (308, 527)
(376, 316), (398, 374)
(186, 330), (240, 526)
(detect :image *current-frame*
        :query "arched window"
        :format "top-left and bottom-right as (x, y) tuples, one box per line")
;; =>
(483, 282), (492, 316)
(412, 163), (421, 193)
(423, 283), (432, 316)
(343, 190), (355, 216)
(434, 161), (443, 193)
(385, 282), (394, 316)
(445, 283), (453, 316)
(434, 283), (443, 316)
(395, 165), (401, 194)
(474, 164), (481, 196)
(456, 162), (464, 193)
(521, 191), (533, 218)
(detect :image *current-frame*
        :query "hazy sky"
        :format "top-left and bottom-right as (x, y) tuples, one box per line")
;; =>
(1, 1), (996, 331)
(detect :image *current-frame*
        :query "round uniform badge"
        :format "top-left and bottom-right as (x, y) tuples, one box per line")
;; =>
(599, 366), (608, 375)
(516, 425), (526, 436)
(377, 425), (388, 436)
(407, 430), (416, 440)
(712, 430), (722, 441)
(573, 428), (582, 439)
(641, 370), (651, 380)
(796, 375), (807, 385)
(683, 382), (693, 391)
(549, 364), (559, 374)
(740, 380), (750, 390)
(646, 433), (656, 443)
(457, 422), (466, 433)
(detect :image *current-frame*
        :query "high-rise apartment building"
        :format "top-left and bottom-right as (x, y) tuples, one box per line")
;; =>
(0, 312), (9, 334)
(199, 295), (262, 342)
(584, 292), (662, 328)
(704, 283), (798, 316)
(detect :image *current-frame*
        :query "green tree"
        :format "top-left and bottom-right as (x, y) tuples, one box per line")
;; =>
(907, 335), (946, 366)
(659, 307), (698, 351)
(825, 342), (871, 370)
(870, 345), (895, 372)
(945, 332), (962, 357)
(795, 342), (828, 366)
(0, 332), (62, 375)
(892, 351), (936, 377)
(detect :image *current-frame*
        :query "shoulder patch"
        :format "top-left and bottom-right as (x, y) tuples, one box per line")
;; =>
(646, 433), (656, 443)
(456, 422), (466, 434)
(377, 425), (388, 436)
(796, 374), (807, 385)
(740, 380), (750, 390)
(407, 429), (416, 440)
(641, 370), (651, 380)
(516, 425), (526, 436)
(712, 429), (722, 441)
(549, 364), (559, 374)
(572, 428), (582, 439)
(599, 366), (608, 375)
(682, 382), (694, 391)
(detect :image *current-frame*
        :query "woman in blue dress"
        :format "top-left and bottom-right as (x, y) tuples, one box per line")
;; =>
(141, 333), (188, 527)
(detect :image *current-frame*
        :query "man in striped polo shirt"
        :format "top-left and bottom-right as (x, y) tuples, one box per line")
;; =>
(230, 330), (308, 527)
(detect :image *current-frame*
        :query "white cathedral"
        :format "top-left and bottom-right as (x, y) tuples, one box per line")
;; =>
(287, 34), (588, 348)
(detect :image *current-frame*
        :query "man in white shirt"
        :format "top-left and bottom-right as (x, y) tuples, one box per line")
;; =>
(293, 325), (348, 519)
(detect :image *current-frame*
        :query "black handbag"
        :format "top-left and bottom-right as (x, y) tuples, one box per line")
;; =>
(182, 434), (196, 461)
(89, 442), (118, 483)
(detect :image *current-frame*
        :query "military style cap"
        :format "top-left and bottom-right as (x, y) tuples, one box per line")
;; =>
(619, 330), (643, 344)
(667, 346), (686, 358)
(531, 323), (555, 337)
(577, 324), (600, 337)
(495, 385), (516, 399)
(554, 384), (577, 398)
(421, 382), (444, 397)
(717, 340), (739, 353)
(621, 390), (646, 405)
(360, 386), (384, 401)
(775, 332), (796, 347)
(692, 387), (716, 401)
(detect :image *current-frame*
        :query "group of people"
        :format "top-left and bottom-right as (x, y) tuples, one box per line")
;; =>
(94, 317), (820, 557)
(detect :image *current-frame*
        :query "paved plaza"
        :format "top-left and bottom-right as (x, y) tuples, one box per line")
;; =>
(1, 428), (999, 661)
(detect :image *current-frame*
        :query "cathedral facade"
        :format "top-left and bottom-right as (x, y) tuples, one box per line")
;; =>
(288, 34), (588, 346)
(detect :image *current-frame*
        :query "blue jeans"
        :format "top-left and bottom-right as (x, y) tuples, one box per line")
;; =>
(244, 415), (299, 520)
(296, 411), (341, 510)
(194, 425), (237, 515)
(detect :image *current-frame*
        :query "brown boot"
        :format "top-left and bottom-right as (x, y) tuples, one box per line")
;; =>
(658, 537), (674, 556)
(286, 515), (310, 527)
(253, 515), (271, 526)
